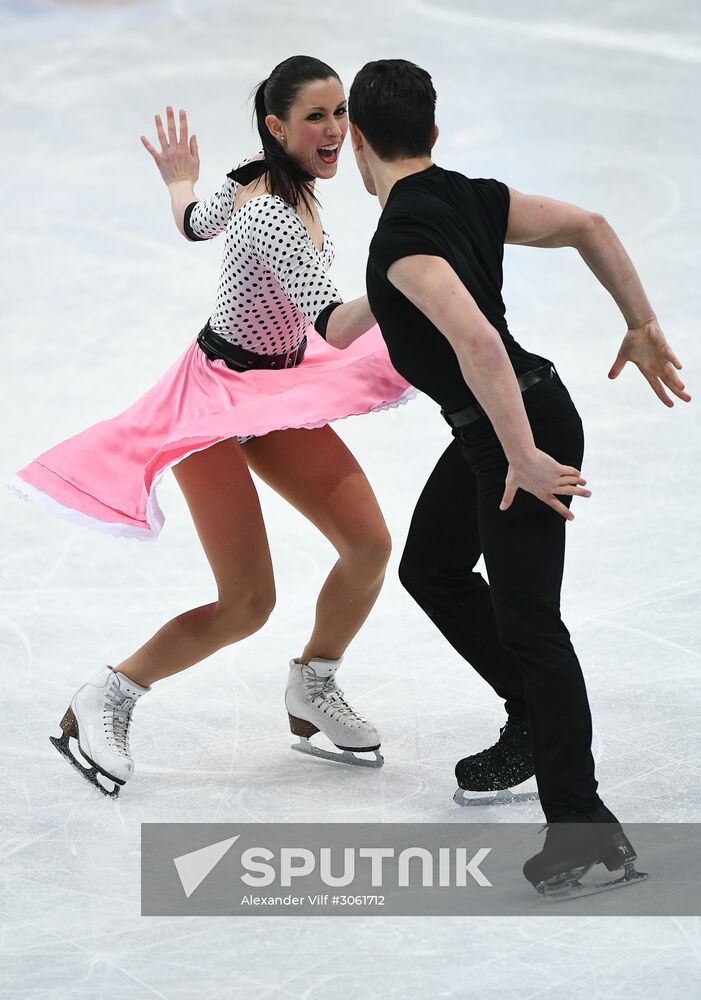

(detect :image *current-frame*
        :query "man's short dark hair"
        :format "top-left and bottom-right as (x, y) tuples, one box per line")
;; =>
(349, 59), (436, 160)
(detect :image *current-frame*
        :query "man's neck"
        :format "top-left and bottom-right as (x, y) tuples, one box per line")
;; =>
(374, 156), (434, 208)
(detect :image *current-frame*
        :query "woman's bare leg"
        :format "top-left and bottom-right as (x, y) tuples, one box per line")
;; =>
(242, 425), (391, 663)
(116, 439), (275, 686)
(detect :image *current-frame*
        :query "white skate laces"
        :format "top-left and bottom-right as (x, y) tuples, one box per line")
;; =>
(102, 678), (137, 759)
(300, 664), (368, 730)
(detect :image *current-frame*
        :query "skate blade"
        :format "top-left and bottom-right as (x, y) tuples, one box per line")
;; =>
(291, 737), (384, 769)
(50, 732), (121, 799)
(453, 787), (540, 807)
(537, 861), (649, 902)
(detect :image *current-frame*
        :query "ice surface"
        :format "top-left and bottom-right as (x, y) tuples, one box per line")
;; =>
(1, 0), (700, 996)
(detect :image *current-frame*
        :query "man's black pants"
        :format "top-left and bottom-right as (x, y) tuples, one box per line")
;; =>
(398, 368), (602, 821)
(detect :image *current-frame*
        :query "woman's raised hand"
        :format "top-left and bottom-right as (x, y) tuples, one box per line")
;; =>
(141, 106), (200, 188)
(608, 318), (691, 406)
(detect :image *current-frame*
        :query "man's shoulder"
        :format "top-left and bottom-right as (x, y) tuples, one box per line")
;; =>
(394, 167), (511, 229)
(403, 164), (507, 195)
(378, 177), (451, 227)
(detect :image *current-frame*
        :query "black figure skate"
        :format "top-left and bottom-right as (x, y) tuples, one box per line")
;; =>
(523, 804), (648, 901)
(453, 720), (539, 807)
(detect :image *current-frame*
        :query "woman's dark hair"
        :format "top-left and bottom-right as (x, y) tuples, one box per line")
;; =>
(252, 55), (341, 212)
(349, 59), (436, 160)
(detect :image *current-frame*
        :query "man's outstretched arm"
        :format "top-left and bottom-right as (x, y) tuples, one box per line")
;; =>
(506, 189), (690, 406)
(387, 255), (590, 520)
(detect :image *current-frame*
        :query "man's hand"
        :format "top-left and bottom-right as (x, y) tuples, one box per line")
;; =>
(500, 450), (591, 521)
(141, 106), (199, 188)
(608, 319), (691, 407)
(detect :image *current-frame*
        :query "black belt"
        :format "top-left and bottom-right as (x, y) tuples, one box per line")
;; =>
(197, 321), (307, 371)
(441, 362), (557, 430)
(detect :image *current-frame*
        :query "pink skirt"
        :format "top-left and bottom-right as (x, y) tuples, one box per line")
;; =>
(8, 326), (415, 541)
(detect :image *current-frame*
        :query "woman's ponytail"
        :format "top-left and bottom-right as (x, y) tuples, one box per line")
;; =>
(253, 79), (273, 158)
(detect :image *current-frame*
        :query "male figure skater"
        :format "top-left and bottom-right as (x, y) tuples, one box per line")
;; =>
(334, 59), (690, 897)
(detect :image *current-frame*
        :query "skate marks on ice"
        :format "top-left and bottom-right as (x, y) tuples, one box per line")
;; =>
(573, 603), (701, 820)
(408, 0), (701, 64)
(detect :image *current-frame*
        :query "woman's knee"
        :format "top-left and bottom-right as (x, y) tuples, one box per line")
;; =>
(215, 584), (276, 643)
(340, 521), (392, 573)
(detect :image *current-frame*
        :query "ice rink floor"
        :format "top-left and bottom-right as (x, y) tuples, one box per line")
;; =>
(1, 0), (700, 996)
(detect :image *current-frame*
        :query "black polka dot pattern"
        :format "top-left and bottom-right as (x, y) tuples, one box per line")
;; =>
(187, 159), (341, 356)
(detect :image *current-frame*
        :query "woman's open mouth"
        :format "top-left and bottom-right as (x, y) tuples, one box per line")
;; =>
(318, 144), (339, 165)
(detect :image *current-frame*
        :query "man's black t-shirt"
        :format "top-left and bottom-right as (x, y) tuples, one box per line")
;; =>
(367, 164), (548, 414)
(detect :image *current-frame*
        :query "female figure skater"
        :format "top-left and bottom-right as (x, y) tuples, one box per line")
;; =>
(9, 56), (414, 796)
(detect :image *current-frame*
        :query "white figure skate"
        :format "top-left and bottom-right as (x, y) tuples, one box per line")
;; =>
(50, 666), (150, 798)
(285, 657), (383, 768)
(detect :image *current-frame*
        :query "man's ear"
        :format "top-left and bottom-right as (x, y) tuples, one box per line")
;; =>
(349, 122), (363, 151)
(430, 124), (439, 149)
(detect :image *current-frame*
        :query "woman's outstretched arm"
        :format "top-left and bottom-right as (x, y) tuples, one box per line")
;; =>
(141, 106), (201, 237)
(505, 189), (691, 407)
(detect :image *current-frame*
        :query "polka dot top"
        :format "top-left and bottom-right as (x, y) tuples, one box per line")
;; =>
(184, 158), (341, 355)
